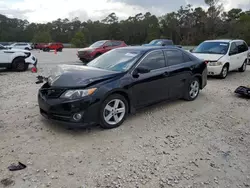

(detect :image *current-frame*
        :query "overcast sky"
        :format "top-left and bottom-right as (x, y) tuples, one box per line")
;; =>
(0, 0), (249, 23)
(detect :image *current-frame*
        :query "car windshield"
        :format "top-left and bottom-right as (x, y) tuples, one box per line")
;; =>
(90, 41), (107, 48)
(149, 40), (162, 45)
(193, 42), (229, 54)
(0, 44), (6, 50)
(87, 49), (143, 72)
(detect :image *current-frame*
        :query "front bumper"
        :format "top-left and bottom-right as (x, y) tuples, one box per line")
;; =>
(38, 91), (100, 127)
(207, 65), (223, 76)
(77, 52), (94, 61)
(25, 54), (37, 65)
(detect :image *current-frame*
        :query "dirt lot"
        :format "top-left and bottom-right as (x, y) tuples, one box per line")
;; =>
(0, 49), (250, 188)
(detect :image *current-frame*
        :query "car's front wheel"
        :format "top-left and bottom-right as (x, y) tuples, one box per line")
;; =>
(12, 57), (29, 71)
(100, 94), (128, 129)
(184, 77), (200, 101)
(219, 64), (228, 79)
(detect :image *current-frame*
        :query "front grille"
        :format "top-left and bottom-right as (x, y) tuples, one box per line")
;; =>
(40, 88), (65, 98)
(78, 51), (87, 55)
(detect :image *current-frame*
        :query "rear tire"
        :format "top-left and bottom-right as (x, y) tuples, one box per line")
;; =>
(12, 57), (28, 71)
(57, 48), (62, 52)
(25, 47), (30, 51)
(99, 94), (128, 129)
(219, 64), (228, 79)
(184, 77), (200, 101)
(239, 60), (247, 72)
(43, 48), (50, 52)
(94, 53), (101, 59)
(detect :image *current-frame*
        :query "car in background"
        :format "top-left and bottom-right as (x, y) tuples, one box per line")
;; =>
(77, 40), (127, 62)
(143, 39), (182, 48)
(5, 42), (32, 51)
(190, 39), (248, 78)
(0, 44), (37, 71)
(43, 43), (64, 52)
(33, 43), (47, 50)
(38, 46), (207, 129)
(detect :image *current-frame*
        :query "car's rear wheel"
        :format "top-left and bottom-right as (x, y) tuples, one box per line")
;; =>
(219, 64), (228, 79)
(94, 53), (101, 59)
(239, 60), (247, 72)
(57, 48), (62, 52)
(43, 48), (50, 52)
(100, 94), (128, 129)
(12, 57), (29, 71)
(25, 47), (30, 50)
(184, 77), (200, 101)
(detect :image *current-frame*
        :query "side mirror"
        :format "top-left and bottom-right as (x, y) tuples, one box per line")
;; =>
(189, 48), (193, 52)
(133, 66), (150, 77)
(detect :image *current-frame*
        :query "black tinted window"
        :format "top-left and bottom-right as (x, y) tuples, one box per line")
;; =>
(0, 45), (5, 50)
(229, 42), (238, 55)
(163, 41), (173, 45)
(105, 41), (112, 47)
(139, 51), (165, 70)
(236, 41), (248, 53)
(165, 50), (186, 66)
(112, 41), (122, 46)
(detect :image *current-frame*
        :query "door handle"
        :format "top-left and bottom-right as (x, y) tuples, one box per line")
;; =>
(163, 72), (169, 77)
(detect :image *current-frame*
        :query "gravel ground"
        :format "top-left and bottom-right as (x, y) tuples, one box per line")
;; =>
(0, 49), (250, 188)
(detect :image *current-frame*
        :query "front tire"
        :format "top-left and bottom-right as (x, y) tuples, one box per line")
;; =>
(219, 64), (228, 79)
(100, 94), (128, 129)
(239, 60), (247, 72)
(12, 57), (28, 71)
(184, 77), (200, 101)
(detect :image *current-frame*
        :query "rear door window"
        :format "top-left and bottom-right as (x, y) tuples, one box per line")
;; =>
(229, 42), (238, 55)
(236, 41), (248, 53)
(139, 50), (166, 70)
(112, 41), (122, 46)
(105, 41), (112, 47)
(164, 50), (189, 66)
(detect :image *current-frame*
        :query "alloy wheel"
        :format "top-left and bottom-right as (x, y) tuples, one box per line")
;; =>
(222, 66), (228, 78)
(189, 80), (199, 99)
(103, 99), (126, 125)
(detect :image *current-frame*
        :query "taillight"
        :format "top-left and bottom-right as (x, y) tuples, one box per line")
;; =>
(204, 61), (209, 65)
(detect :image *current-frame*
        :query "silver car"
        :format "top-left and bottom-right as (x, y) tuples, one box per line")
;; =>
(5, 42), (32, 51)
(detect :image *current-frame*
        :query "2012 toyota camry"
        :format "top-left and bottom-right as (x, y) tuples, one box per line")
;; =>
(38, 46), (207, 129)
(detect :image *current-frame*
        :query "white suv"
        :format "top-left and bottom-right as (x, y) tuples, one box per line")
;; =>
(191, 39), (249, 78)
(6, 42), (32, 51)
(0, 44), (37, 71)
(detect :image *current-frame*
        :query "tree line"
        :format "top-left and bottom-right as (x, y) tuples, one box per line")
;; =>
(0, 0), (250, 47)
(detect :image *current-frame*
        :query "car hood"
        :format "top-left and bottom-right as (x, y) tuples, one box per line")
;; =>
(48, 65), (122, 88)
(78, 47), (96, 52)
(191, 53), (224, 61)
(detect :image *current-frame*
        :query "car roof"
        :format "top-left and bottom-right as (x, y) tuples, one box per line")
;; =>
(118, 46), (182, 52)
(204, 39), (245, 43)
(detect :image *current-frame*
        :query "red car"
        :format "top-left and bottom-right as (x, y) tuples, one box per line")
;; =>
(77, 40), (127, 62)
(43, 43), (64, 52)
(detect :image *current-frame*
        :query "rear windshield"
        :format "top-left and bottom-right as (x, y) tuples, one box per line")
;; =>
(193, 42), (229, 55)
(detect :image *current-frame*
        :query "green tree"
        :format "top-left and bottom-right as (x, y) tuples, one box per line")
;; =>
(71, 31), (85, 47)
(32, 31), (52, 43)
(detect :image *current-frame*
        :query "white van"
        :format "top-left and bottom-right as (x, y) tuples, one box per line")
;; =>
(191, 39), (249, 78)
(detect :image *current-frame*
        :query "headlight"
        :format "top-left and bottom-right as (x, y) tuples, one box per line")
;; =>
(60, 88), (97, 100)
(24, 52), (31, 57)
(209, 61), (223, 66)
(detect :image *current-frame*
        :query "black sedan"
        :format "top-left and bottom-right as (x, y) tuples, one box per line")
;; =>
(38, 46), (207, 129)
